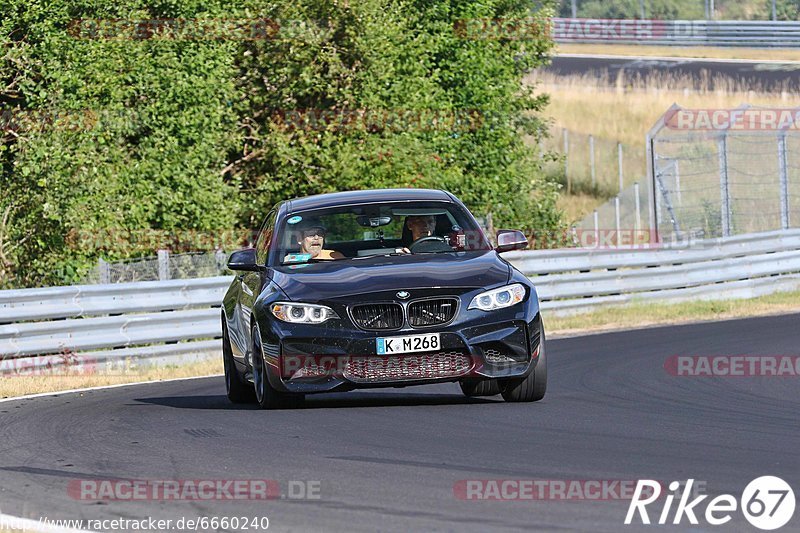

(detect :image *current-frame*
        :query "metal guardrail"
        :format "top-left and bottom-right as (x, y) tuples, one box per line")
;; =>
(1, 229), (800, 373)
(552, 19), (800, 47)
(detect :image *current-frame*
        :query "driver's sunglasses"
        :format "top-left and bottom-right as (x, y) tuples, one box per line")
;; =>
(302, 229), (326, 238)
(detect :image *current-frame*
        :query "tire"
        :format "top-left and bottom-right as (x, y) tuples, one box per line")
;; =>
(501, 330), (547, 403)
(222, 316), (256, 404)
(459, 378), (501, 397)
(251, 324), (305, 410)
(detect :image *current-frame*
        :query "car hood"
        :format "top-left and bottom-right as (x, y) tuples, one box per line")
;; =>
(270, 251), (510, 301)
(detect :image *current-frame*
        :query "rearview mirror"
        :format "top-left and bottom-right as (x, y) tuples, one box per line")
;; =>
(356, 215), (393, 227)
(495, 230), (528, 253)
(227, 248), (260, 271)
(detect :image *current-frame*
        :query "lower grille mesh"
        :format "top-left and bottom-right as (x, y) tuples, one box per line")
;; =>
(343, 352), (472, 383)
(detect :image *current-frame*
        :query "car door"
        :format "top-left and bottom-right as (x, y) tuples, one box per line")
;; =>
(238, 208), (278, 358)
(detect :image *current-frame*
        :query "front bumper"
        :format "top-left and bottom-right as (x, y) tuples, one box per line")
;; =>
(255, 292), (542, 394)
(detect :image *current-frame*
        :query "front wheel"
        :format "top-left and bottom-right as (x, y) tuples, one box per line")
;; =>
(251, 325), (304, 410)
(501, 331), (547, 403)
(222, 316), (255, 404)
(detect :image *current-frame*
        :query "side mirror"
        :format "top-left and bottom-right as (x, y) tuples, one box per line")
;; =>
(495, 229), (528, 253)
(227, 248), (260, 271)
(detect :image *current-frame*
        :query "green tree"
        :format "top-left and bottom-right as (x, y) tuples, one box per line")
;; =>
(1, 0), (563, 288)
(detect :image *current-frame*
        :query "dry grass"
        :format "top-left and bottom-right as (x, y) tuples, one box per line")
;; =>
(547, 289), (800, 337)
(0, 357), (222, 399)
(556, 191), (603, 225)
(531, 71), (792, 147)
(556, 43), (800, 62)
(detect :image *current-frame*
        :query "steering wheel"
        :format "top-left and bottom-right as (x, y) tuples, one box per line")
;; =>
(409, 235), (450, 253)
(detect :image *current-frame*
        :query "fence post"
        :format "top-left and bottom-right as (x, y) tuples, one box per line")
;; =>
(589, 134), (596, 187)
(157, 249), (170, 281)
(593, 209), (599, 249)
(717, 134), (731, 237)
(674, 160), (682, 207)
(614, 196), (621, 247)
(563, 128), (570, 194)
(646, 135), (659, 243)
(98, 258), (111, 284)
(215, 249), (228, 273)
(634, 181), (642, 234)
(618, 142), (624, 192)
(778, 133), (790, 229)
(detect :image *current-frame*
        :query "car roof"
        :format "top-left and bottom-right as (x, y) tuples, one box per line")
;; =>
(286, 188), (452, 212)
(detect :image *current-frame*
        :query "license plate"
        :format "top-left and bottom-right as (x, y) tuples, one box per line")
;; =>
(376, 333), (441, 355)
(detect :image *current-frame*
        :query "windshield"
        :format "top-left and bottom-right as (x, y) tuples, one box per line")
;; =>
(272, 201), (491, 266)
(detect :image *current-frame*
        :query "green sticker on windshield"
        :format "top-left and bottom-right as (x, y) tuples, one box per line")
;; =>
(285, 253), (312, 263)
(287, 215), (302, 225)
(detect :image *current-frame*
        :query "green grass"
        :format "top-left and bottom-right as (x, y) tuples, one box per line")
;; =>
(547, 289), (800, 336)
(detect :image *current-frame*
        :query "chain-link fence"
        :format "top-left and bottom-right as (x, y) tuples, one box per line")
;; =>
(649, 104), (800, 242)
(541, 127), (646, 198)
(83, 250), (229, 284)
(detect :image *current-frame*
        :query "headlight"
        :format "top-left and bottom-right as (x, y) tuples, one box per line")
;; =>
(270, 302), (339, 324)
(468, 283), (526, 311)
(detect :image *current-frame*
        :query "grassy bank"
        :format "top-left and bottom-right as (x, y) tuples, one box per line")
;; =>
(0, 358), (222, 399)
(547, 289), (800, 337)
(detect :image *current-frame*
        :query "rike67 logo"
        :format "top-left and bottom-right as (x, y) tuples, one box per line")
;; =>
(625, 477), (795, 530)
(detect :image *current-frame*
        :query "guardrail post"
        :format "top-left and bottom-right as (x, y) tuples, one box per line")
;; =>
(158, 249), (170, 281)
(718, 133), (731, 237)
(778, 133), (790, 229)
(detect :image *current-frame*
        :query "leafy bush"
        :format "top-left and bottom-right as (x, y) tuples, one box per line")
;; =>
(1, 0), (563, 288)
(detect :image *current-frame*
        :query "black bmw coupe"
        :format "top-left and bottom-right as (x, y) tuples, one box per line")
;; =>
(221, 188), (546, 408)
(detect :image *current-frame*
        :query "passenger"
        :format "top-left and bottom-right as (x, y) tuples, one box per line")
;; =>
(285, 222), (344, 262)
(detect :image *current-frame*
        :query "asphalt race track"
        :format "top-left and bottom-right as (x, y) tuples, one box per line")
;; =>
(2, 313), (799, 532)
(546, 55), (800, 92)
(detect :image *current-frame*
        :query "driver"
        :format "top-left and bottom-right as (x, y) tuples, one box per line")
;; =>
(396, 215), (438, 253)
(406, 215), (437, 242)
(285, 221), (344, 262)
